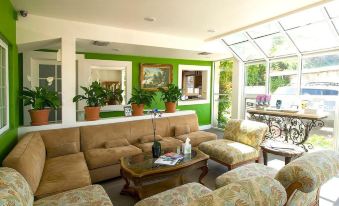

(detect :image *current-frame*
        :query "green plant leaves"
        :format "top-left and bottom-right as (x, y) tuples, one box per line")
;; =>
(73, 81), (106, 107)
(128, 88), (155, 106)
(158, 84), (182, 103)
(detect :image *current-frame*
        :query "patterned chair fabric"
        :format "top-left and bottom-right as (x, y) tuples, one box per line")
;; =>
(0, 167), (34, 206)
(223, 119), (268, 150)
(34, 185), (112, 206)
(275, 150), (339, 193)
(190, 176), (287, 206)
(215, 163), (278, 188)
(286, 189), (318, 206)
(199, 139), (259, 165)
(135, 182), (212, 206)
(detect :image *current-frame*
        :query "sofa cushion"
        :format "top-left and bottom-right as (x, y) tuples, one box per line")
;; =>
(47, 142), (78, 158)
(33, 185), (112, 206)
(175, 131), (217, 147)
(168, 114), (200, 137)
(215, 163), (278, 188)
(0, 167), (34, 206)
(35, 152), (91, 199)
(84, 145), (142, 169)
(198, 139), (259, 165)
(80, 122), (131, 150)
(3, 132), (46, 194)
(139, 135), (162, 143)
(223, 119), (268, 150)
(175, 125), (190, 136)
(135, 137), (183, 152)
(135, 182), (212, 206)
(40, 127), (80, 158)
(104, 138), (130, 148)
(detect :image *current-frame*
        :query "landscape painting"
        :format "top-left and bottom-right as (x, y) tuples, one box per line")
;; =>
(140, 64), (173, 90)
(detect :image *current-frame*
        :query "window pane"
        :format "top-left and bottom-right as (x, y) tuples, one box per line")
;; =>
(326, 1), (339, 18)
(333, 18), (339, 34)
(0, 42), (7, 132)
(255, 33), (297, 57)
(57, 65), (61, 78)
(247, 22), (280, 38)
(280, 7), (326, 30)
(230, 41), (265, 61)
(39, 64), (55, 78)
(269, 57), (298, 95)
(287, 21), (339, 52)
(245, 62), (266, 94)
(223, 32), (247, 45)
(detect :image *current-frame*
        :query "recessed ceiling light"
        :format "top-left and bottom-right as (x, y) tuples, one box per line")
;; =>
(207, 29), (216, 33)
(144, 17), (156, 22)
(92, 41), (110, 46)
(112, 48), (120, 52)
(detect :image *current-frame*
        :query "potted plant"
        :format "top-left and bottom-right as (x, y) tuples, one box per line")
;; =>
(158, 84), (182, 113)
(21, 87), (60, 126)
(128, 88), (155, 116)
(73, 81), (106, 121)
(105, 88), (124, 105)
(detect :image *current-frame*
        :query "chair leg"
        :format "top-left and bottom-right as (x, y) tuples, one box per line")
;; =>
(255, 159), (259, 163)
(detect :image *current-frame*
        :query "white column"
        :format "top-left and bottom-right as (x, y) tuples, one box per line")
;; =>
(334, 98), (339, 152)
(231, 59), (245, 119)
(61, 36), (77, 124)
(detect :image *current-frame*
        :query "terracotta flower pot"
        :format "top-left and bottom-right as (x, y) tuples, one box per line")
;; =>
(165, 102), (177, 113)
(29, 109), (50, 126)
(131, 103), (144, 116)
(84, 106), (100, 121)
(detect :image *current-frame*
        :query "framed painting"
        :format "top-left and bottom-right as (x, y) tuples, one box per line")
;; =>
(140, 64), (173, 90)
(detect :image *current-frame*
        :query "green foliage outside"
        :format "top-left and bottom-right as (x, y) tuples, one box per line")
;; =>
(306, 134), (333, 149)
(217, 60), (233, 128)
(270, 76), (291, 93)
(246, 64), (266, 86)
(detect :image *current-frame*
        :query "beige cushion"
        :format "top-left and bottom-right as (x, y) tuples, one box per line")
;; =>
(168, 114), (199, 137)
(40, 128), (80, 158)
(84, 145), (142, 169)
(35, 152), (91, 199)
(135, 137), (183, 152)
(3, 132), (46, 194)
(104, 138), (130, 148)
(175, 131), (217, 147)
(139, 135), (162, 143)
(175, 125), (190, 136)
(47, 142), (78, 158)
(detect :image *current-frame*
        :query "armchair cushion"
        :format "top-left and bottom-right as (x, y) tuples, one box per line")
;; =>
(135, 182), (212, 206)
(0, 167), (34, 206)
(215, 163), (278, 188)
(223, 119), (268, 150)
(275, 150), (339, 193)
(175, 131), (217, 147)
(34, 185), (112, 206)
(190, 176), (287, 206)
(198, 139), (259, 165)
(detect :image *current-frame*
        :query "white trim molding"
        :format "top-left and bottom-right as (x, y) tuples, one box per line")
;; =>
(0, 38), (9, 135)
(178, 64), (211, 106)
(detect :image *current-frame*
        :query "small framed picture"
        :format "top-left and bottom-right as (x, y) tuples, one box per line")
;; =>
(124, 106), (132, 117)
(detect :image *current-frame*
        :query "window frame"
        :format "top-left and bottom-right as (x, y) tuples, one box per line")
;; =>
(0, 38), (9, 135)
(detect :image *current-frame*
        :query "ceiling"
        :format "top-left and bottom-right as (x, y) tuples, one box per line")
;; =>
(11, 0), (330, 40)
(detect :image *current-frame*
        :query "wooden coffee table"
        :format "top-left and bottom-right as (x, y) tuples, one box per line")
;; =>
(120, 148), (209, 200)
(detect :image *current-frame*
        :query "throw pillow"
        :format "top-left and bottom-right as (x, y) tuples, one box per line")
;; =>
(104, 138), (130, 148)
(139, 135), (162, 143)
(175, 125), (191, 136)
(47, 142), (78, 158)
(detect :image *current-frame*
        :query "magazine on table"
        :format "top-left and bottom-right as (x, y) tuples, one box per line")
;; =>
(154, 152), (184, 166)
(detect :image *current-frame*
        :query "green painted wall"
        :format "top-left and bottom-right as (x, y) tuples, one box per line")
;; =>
(0, 0), (19, 163)
(84, 53), (213, 125)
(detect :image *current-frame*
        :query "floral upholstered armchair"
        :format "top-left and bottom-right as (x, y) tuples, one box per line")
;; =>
(135, 176), (287, 206)
(0, 167), (112, 206)
(199, 119), (268, 170)
(215, 150), (339, 206)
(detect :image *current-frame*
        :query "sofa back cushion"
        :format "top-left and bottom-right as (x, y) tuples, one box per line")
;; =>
(275, 150), (339, 193)
(81, 122), (130, 150)
(168, 114), (199, 137)
(0, 167), (34, 206)
(223, 119), (268, 150)
(40, 127), (80, 158)
(129, 118), (170, 145)
(191, 176), (286, 206)
(3, 132), (46, 194)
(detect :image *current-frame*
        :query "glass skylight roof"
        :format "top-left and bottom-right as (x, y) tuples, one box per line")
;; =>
(222, 0), (339, 62)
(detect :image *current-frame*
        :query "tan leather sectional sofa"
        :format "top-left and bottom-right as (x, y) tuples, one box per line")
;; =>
(3, 114), (217, 199)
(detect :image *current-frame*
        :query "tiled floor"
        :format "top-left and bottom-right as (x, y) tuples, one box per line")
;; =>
(100, 128), (339, 206)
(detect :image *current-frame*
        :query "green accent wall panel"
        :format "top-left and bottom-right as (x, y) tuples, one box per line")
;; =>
(84, 53), (213, 125)
(0, 0), (18, 163)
